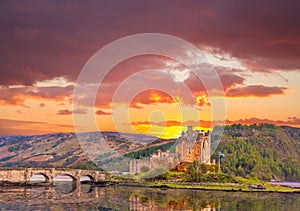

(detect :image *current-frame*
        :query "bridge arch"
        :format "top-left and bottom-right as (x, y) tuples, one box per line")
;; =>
(80, 175), (94, 183)
(54, 173), (77, 183)
(30, 173), (50, 183)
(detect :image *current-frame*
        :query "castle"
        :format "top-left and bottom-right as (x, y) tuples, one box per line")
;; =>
(129, 126), (211, 174)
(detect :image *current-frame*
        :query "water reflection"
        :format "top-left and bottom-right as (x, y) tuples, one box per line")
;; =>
(81, 183), (94, 193)
(54, 181), (76, 194)
(0, 185), (298, 210)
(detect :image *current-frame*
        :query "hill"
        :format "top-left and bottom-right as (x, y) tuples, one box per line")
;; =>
(211, 124), (300, 181)
(0, 132), (160, 169)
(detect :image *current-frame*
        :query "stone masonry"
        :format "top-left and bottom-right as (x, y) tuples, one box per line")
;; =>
(0, 168), (107, 185)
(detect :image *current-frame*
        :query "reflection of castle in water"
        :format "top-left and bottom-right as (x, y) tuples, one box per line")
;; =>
(129, 194), (217, 211)
(130, 126), (211, 174)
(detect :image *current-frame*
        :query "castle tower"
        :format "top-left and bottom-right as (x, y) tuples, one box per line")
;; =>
(187, 126), (193, 138)
(175, 126), (211, 164)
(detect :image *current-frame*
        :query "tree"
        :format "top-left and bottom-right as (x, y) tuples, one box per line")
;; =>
(188, 161), (208, 182)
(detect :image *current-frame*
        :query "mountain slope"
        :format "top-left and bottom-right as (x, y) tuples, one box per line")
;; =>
(0, 132), (159, 169)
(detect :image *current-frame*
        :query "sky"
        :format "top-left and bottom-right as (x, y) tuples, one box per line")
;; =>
(0, 0), (300, 138)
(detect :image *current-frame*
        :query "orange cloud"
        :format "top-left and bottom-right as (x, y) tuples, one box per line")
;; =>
(130, 119), (212, 129)
(196, 95), (211, 107)
(130, 121), (151, 126)
(130, 89), (175, 109)
(0, 85), (73, 106)
(39, 102), (46, 107)
(226, 85), (287, 97)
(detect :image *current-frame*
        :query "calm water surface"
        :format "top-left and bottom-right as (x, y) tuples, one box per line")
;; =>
(0, 183), (299, 211)
(270, 181), (300, 188)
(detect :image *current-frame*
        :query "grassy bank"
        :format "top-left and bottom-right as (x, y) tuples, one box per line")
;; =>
(153, 182), (299, 193)
(110, 172), (300, 193)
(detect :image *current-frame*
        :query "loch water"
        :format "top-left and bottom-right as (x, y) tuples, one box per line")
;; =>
(0, 183), (299, 211)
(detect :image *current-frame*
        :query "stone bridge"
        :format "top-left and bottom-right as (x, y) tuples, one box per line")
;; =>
(0, 168), (108, 186)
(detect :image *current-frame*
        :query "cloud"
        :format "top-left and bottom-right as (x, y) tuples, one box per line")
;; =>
(130, 119), (212, 129)
(157, 120), (182, 127)
(229, 117), (300, 126)
(57, 109), (72, 115)
(226, 85), (287, 97)
(217, 68), (246, 91)
(57, 108), (87, 115)
(196, 96), (211, 107)
(184, 67), (246, 94)
(0, 0), (299, 131)
(0, 0), (299, 86)
(130, 116), (300, 131)
(95, 109), (111, 115)
(130, 90), (175, 108)
(2, 116), (299, 136)
(287, 117), (300, 125)
(0, 85), (73, 106)
(0, 118), (74, 135)
(130, 121), (151, 126)
(16, 110), (22, 114)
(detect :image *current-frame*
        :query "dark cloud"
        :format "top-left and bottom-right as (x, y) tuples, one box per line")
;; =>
(56, 109), (71, 115)
(57, 108), (87, 115)
(0, 0), (299, 86)
(185, 67), (246, 94)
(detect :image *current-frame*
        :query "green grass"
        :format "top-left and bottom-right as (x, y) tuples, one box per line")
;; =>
(235, 176), (263, 185)
(166, 183), (246, 191)
(167, 171), (186, 175)
(161, 182), (298, 193)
